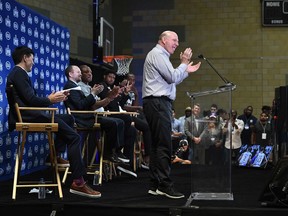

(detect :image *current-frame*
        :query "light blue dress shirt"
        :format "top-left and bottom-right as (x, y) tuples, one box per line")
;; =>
(142, 44), (189, 101)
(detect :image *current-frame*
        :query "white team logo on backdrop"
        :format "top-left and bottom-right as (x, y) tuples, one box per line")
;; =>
(5, 1), (11, 11)
(20, 36), (25, 45)
(13, 22), (18, 31)
(13, 34), (18, 46)
(13, 6), (18, 18)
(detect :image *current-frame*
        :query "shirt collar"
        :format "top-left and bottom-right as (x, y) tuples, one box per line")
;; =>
(70, 80), (78, 86)
(156, 44), (170, 58)
(16, 65), (28, 73)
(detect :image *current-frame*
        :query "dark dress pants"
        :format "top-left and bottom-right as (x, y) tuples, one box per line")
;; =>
(143, 97), (173, 188)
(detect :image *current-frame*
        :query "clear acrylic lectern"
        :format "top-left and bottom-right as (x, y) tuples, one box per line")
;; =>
(185, 84), (236, 207)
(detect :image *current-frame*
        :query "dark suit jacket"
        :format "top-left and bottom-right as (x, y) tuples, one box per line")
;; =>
(63, 80), (96, 128)
(184, 115), (206, 146)
(6, 66), (52, 131)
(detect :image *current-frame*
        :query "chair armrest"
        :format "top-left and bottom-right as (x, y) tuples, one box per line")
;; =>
(102, 111), (139, 117)
(18, 107), (58, 111)
(68, 110), (104, 115)
(68, 110), (105, 124)
(18, 107), (58, 123)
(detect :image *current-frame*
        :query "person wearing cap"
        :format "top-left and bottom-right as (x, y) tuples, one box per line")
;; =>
(171, 139), (191, 164)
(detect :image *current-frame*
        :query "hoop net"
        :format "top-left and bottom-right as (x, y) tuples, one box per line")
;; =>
(113, 55), (133, 76)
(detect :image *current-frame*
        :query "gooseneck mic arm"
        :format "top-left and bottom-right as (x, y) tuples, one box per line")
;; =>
(198, 54), (234, 87)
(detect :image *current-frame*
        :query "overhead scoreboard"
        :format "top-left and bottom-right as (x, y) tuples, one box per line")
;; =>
(262, 0), (288, 26)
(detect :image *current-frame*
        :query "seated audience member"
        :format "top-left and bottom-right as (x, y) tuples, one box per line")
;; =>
(64, 65), (137, 177)
(6, 46), (101, 198)
(98, 70), (137, 169)
(119, 73), (151, 169)
(121, 73), (141, 111)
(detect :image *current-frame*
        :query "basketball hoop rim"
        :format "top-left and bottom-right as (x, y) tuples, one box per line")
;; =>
(113, 55), (133, 60)
(103, 55), (114, 63)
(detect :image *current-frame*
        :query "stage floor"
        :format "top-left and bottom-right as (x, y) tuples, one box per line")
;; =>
(0, 163), (287, 216)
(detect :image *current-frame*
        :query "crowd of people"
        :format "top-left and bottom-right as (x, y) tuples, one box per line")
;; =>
(172, 103), (276, 167)
(5, 31), (276, 201)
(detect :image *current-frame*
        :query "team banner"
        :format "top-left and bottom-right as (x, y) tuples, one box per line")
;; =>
(0, 0), (70, 181)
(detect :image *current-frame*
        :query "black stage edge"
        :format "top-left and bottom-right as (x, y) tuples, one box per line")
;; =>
(0, 164), (288, 216)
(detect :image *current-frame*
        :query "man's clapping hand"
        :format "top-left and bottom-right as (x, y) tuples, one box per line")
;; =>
(91, 84), (104, 96)
(107, 85), (121, 100)
(48, 91), (69, 103)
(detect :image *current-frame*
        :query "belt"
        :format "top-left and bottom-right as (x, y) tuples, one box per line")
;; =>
(143, 95), (172, 102)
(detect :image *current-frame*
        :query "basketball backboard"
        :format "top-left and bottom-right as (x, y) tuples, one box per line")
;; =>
(99, 17), (114, 66)
(92, 16), (114, 66)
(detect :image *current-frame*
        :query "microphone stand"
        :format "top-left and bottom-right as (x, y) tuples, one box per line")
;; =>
(198, 54), (236, 90)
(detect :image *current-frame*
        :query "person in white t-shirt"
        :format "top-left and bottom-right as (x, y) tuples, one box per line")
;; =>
(222, 110), (244, 164)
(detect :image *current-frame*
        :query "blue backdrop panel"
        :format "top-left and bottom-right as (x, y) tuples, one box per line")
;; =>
(0, 0), (70, 181)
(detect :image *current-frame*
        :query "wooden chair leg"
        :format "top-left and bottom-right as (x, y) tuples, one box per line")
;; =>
(12, 131), (26, 200)
(98, 130), (105, 185)
(133, 131), (142, 172)
(61, 167), (70, 184)
(12, 153), (19, 200)
(81, 132), (89, 165)
(48, 132), (63, 199)
(12, 131), (63, 200)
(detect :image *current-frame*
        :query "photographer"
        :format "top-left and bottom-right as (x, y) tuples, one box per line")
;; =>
(172, 139), (192, 164)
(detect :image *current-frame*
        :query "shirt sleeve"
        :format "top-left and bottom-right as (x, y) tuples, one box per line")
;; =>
(153, 51), (188, 85)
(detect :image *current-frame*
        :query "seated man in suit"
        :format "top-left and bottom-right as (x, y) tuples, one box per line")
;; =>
(64, 65), (137, 177)
(6, 46), (101, 198)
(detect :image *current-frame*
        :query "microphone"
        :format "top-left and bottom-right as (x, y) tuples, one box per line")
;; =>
(198, 54), (235, 89)
(198, 54), (206, 60)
